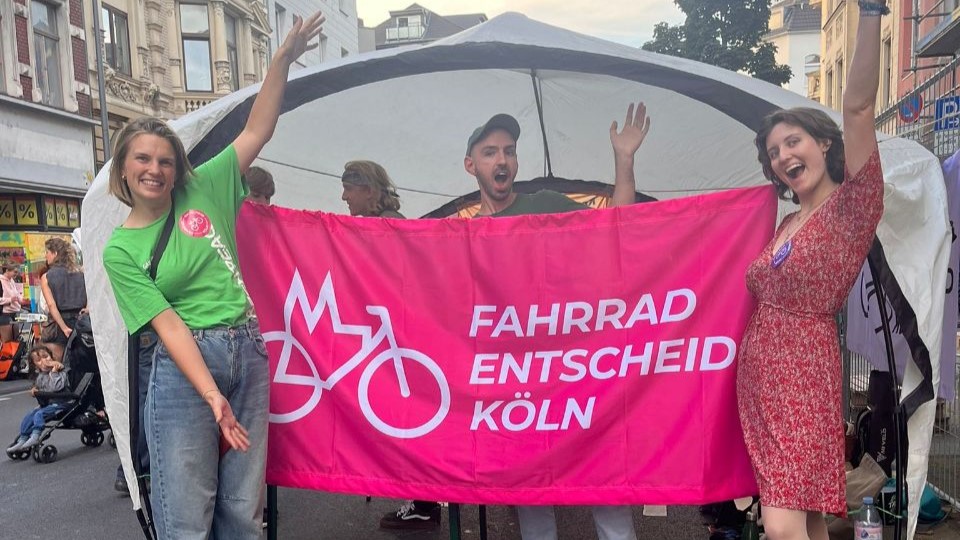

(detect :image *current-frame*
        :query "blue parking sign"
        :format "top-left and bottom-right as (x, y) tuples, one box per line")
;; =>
(936, 96), (960, 131)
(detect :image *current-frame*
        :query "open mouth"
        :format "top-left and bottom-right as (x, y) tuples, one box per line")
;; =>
(494, 170), (509, 183)
(785, 163), (805, 181)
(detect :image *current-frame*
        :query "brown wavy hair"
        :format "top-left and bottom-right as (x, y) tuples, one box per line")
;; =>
(108, 117), (195, 207)
(45, 238), (80, 272)
(755, 107), (845, 204)
(246, 166), (275, 199)
(342, 160), (401, 215)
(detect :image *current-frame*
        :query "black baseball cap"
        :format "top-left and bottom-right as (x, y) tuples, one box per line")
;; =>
(465, 114), (521, 156)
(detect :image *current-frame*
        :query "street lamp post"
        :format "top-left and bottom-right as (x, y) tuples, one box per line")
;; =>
(91, 0), (111, 162)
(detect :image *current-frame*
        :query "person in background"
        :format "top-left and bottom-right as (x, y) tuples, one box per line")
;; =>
(40, 238), (87, 363)
(340, 160), (404, 218)
(0, 262), (24, 348)
(6, 346), (68, 455)
(735, 2), (886, 538)
(246, 166), (276, 205)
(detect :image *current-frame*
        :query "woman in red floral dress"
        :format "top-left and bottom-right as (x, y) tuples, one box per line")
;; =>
(736, 3), (887, 539)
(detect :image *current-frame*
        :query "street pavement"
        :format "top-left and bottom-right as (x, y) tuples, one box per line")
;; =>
(4, 377), (960, 540)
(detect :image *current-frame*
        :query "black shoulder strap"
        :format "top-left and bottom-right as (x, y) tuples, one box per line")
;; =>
(149, 198), (176, 281)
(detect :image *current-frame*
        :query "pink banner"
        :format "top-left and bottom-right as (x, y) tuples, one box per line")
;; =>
(236, 186), (776, 505)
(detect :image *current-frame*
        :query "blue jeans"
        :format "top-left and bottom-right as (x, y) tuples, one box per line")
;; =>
(19, 402), (68, 436)
(146, 320), (269, 540)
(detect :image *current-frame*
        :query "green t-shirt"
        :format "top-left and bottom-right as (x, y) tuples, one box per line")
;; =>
(378, 209), (405, 218)
(104, 145), (251, 334)
(488, 190), (588, 217)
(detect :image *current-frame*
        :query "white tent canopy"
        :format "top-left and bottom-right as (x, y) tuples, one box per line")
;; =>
(82, 13), (949, 538)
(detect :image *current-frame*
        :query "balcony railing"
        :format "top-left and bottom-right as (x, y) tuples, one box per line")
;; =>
(385, 24), (425, 42)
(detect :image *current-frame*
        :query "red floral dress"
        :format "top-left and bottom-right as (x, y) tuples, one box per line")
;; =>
(736, 149), (884, 516)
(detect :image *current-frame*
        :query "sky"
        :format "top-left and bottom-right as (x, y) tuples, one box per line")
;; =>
(356, 0), (686, 48)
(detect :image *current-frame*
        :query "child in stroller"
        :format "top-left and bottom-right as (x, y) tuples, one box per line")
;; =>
(6, 314), (112, 463)
(6, 346), (69, 454)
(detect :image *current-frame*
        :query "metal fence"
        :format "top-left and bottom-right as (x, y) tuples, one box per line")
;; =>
(876, 56), (960, 159)
(864, 61), (960, 506)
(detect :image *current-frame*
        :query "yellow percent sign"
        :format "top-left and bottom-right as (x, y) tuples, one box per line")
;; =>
(0, 197), (14, 226)
(15, 198), (40, 226)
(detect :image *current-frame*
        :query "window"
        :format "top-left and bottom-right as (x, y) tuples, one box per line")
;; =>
(825, 69), (833, 108)
(398, 17), (408, 27)
(881, 38), (892, 106)
(225, 13), (239, 91)
(836, 59), (844, 105)
(275, 4), (287, 40)
(31, 0), (62, 107)
(102, 4), (131, 75)
(180, 3), (211, 92)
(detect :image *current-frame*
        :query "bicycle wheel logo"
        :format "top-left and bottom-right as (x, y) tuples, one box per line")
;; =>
(262, 270), (450, 439)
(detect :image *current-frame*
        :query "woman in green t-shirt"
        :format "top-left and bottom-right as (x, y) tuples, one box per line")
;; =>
(102, 13), (324, 540)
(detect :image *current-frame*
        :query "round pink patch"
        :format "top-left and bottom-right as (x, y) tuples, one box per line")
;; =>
(179, 209), (212, 238)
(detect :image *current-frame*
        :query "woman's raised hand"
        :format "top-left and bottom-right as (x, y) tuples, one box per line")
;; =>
(279, 12), (326, 62)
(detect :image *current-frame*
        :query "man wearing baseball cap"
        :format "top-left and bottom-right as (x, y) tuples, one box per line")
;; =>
(465, 104), (651, 540)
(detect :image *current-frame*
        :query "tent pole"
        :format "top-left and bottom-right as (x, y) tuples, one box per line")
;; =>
(529, 70), (553, 178)
(867, 254), (906, 540)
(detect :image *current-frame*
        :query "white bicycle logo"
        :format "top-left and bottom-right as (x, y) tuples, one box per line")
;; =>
(262, 270), (450, 438)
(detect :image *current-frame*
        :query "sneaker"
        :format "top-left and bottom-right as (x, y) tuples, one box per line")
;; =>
(6, 436), (28, 454)
(379, 501), (441, 530)
(19, 432), (40, 450)
(114, 468), (129, 494)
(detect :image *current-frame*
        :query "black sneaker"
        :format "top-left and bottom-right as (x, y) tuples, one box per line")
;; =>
(114, 467), (129, 494)
(380, 501), (441, 529)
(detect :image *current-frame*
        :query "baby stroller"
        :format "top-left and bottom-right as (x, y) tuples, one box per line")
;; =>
(6, 313), (114, 463)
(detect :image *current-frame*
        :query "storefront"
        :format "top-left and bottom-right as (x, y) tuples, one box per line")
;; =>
(0, 193), (79, 312)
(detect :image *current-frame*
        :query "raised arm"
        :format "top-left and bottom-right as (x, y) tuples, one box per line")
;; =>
(609, 102), (651, 207)
(232, 12), (325, 173)
(842, 3), (883, 175)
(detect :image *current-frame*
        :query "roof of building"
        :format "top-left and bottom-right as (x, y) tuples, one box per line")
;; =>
(373, 3), (487, 48)
(766, 0), (822, 38)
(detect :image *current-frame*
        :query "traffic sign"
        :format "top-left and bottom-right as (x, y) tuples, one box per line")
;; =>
(899, 94), (923, 123)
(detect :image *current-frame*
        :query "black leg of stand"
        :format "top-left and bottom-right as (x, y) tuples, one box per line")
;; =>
(449, 503), (462, 540)
(267, 484), (278, 540)
(479, 505), (488, 540)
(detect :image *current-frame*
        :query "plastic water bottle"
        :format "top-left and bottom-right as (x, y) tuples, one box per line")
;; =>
(741, 511), (760, 540)
(854, 496), (883, 540)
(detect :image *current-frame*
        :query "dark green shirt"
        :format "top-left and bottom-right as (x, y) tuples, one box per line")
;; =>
(488, 190), (587, 217)
(378, 209), (406, 218)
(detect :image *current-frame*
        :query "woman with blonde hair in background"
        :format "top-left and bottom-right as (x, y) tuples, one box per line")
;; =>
(340, 160), (404, 218)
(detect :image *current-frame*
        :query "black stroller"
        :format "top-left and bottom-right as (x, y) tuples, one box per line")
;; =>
(6, 313), (114, 463)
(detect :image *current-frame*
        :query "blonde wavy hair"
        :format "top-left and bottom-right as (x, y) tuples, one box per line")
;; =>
(341, 160), (401, 215)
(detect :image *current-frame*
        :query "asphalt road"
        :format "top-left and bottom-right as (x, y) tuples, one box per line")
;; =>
(0, 378), (710, 539)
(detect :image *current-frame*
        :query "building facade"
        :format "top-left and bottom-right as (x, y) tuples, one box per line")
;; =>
(85, 0), (357, 168)
(361, 3), (485, 52)
(819, 0), (899, 110)
(764, 0), (823, 97)
(84, 0), (277, 167)
(264, 0), (357, 67)
(0, 0), (95, 306)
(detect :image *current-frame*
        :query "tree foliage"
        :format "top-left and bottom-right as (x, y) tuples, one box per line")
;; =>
(643, 0), (792, 86)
